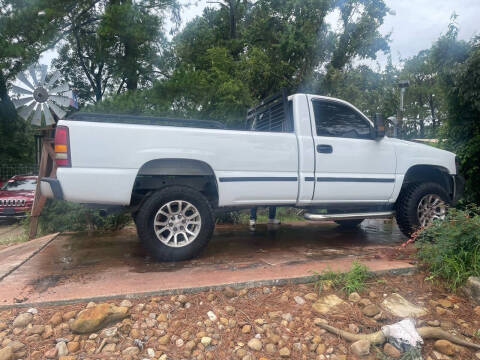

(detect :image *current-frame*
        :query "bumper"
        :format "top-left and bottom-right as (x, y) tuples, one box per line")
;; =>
(0, 210), (27, 219)
(40, 177), (64, 200)
(452, 175), (465, 205)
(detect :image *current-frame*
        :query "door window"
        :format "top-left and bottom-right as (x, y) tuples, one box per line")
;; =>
(312, 100), (372, 139)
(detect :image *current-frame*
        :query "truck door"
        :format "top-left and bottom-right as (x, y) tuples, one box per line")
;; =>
(308, 96), (396, 202)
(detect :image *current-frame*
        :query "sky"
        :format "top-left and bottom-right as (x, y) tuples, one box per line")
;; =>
(40, 0), (479, 68)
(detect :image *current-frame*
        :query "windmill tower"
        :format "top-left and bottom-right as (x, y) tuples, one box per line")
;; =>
(10, 64), (75, 238)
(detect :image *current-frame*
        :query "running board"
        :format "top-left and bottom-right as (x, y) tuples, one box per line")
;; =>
(304, 211), (395, 221)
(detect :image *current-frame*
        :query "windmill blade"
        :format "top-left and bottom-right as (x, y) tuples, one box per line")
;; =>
(46, 70), (61, 89)
(50, 95), (71, 107)
(18, 101), (36, 121)
(31, 104), (42, 126)
(43, 104), (55, 126)
(12, 97), (34, 108)
(50, 83), (70, 94)
(39, 65), (48, 85)
(11, 84), (33, 95)
(47, 100), (67, 119)
(28, 65), (38, 86)
(16, 72), (35, 90)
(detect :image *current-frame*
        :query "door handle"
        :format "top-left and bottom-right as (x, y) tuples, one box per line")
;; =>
(317, 144), (333, 154)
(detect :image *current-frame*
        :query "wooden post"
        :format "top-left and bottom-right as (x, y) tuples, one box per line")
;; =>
(29, 131), (56, 239)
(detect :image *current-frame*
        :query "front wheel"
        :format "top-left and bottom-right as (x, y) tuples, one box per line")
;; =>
(334, 219), (364, 228)
(136, 186), (215, 262)
(395, 182), (449, 238)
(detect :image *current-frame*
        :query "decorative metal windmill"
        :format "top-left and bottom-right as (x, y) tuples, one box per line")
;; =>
(10, 64), (75, 239)
(11, 64), (73, 126)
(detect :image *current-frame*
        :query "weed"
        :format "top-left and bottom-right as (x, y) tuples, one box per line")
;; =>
(312, 260), (370, 296)
(416, 205), (480, 290)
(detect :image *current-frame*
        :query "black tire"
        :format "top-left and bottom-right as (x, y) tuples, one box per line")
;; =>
(395, 182), (450, 238)
(334, 219), (364, 228)
(136, 186), (215, 262)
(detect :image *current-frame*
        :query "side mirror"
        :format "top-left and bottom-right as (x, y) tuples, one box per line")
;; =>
(374, 113), (385, 138)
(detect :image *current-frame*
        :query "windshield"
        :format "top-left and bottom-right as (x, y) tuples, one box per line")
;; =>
(1, 179), (37, 191)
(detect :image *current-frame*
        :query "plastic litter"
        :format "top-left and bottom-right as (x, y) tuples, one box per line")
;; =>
(382, 318), (423, 359)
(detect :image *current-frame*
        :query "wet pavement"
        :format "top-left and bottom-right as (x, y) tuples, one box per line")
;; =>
(0, 220), (413, 307)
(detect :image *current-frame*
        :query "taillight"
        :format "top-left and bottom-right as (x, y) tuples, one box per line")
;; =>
(54, 126), (71, 167)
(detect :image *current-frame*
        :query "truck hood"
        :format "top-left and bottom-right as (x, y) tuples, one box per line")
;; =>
(0, 189), (35, 199)
(383, 137), (457, 175)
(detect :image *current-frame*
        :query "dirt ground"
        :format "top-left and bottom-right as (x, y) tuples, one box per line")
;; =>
(1, 271), (479, 360)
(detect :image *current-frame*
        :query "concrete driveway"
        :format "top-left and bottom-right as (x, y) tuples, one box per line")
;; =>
(0, 220), (414, 308)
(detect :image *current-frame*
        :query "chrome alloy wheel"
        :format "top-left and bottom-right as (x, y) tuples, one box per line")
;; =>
(417, 194), (447, 227)
(153, 200), (202, 247)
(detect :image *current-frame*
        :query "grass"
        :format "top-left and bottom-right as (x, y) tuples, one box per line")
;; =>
(415, 206), (480, 290)
(312, 260), (370, 296)
(0, 221), (29, 248)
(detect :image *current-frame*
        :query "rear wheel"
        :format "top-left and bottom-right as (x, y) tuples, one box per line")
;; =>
(136, 186), (215, 262)
(334, 219), (364, 228)
(395, 182), (449, 237)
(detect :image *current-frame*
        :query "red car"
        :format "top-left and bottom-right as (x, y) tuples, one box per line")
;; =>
(0, 175), (37, 220)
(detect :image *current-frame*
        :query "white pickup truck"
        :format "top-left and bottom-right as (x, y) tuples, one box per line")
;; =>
(41, 91), (463, 261)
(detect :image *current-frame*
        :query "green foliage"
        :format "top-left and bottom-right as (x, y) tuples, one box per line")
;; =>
(313, 260), (370, 295)
(38, 199), (132, 234)
(415, 206), (480, 290)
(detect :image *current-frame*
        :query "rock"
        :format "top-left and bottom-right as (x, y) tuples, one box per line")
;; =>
(122, 346), (140, 355)
(348, 292), (361, 302)
(434, 340), (456, 356)
(102, 343), (116, 353)
(224, 287), (237, 298)
(359, 298), (372, 307)
(67, 341), (79, 353)
(207, 311), (217, 322)
(316, 343), (326, 354)
(348, 324), (360, 333)
(70, 303), (129, 333)
(242, 325), (251, 333)
(0, 347), (13, 360)
(44, 347), (57, 359)
(475, 351), (480, 359)
(428, 320), (440, 327)
(369, 291), (377, 298)
(362, 304), (381, 317)
(384, 343), (401, 358)
(247, 338), (262, 351)
(100, 326), (118, 337)
(279, 347), (290, 357)
(304, 293), (318, 301)
(158, 335), (170, 345)
(62, 310), (77, 321)
(177, 294), (188, 304)
(48, 312), (63, 326)
(463, 277), (480, 304)
(312, 295), (345, 314)
(147, 347), (155, 358)
(381, 293), (428, 317)
(431, 350), (452, 359)
(201, 337), (212, 346)
(438, 299), (453, 308)
(265, 343), (276, 353)
(436, 306), (447, 315)
(294, 296), (305, 305)
(31, 351), (43, 360)
(56, 341), (68, 357)
(351, 339), (370, 356)
(25, 325), (45, 336)
(176, 338), (184, 347)
(12, 313), (33, 328)
(475, 307), (480, 317)
(4, 341), (24, 353)
(119, 299), (133, 307)
(27, 308), (38, 314)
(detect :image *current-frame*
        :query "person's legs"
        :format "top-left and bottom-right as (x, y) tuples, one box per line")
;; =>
(268, 206), (280, 224)
(249, 207), (257, 229)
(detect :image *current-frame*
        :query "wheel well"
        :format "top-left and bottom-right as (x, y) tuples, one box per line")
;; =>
(402, 165), (453, 199)
(131, 159), (218, 210)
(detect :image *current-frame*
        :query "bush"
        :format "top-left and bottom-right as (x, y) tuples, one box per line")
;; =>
(38, 199), (131, 234)
(415, 206), (480, 290)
